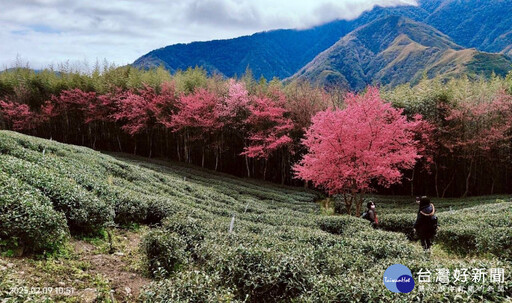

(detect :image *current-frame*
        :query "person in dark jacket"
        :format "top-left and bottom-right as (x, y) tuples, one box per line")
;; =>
(366, 201), (379, 228)
(413, 196), (437, 251)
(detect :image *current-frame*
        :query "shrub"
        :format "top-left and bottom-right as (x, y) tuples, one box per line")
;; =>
(139, 270), (238, 303)
(0, 171), (69, 254)
(140, 229), (188, 278)
(146, 197), (181, 225)
(209, 243), (316, 302)
(317, 215), (370, 235)
(435, 202), (511, 258)
(160, 213), (207, 258)
(378, 213), (417, 240)
(110, 189), (149, 226)
(0, 155), (114, 234)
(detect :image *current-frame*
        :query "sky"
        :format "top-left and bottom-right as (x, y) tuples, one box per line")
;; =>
(1, 0), (417, 71)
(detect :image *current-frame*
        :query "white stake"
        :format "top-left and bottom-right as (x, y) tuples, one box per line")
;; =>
(229, 214), (235, 234)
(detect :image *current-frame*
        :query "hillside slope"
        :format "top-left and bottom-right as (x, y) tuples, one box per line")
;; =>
(418, 0), (512, 56)
(0, 131), (511, 302)
(133, 1), (512, 83)
(291, 16), (512, 90)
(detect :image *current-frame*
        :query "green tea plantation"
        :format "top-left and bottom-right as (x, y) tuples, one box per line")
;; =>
(0, 130), (510, 302)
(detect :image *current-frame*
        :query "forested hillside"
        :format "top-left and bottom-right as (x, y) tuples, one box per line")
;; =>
(133, 0), (512, 86)
(1, 67), (512, 197)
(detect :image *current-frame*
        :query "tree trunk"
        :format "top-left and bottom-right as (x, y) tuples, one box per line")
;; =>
(462, 159), (474, 198)
(184, 132), (192, 164)
(355, 192), (364, 217)
(343, 193), (352, 215)
(148, 131), (153, 158)
(165, 129), (169, 157)
(245, 155), (251, 178)
(434, 162), (439, 198)
(176, 135), (181, 162)
(117, 135), (123, 152)
(442, 170), (456, 198)
(215, 144), (220, 171)
(281, 151), (286, 185)
(410, 167), (415, 197)
(201, 145), (205, 168)
(263, 159), (267, 180)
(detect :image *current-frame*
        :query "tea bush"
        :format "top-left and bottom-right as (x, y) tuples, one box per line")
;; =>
(0, 155), (114, 234)
(140, 270), (239, 303)
(378, 199), (512, 259)
(0, 171), (68, 254)
(435, 202), (512, 259)
(378, 213), (417, 240)
(1, 131), (510, 301)
(140, 229), (189, 278)
(317, 214), (370, 235)
(203, 242), (317, 302)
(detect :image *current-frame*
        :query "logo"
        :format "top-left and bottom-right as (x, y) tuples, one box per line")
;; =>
(383, 264), (415, 293)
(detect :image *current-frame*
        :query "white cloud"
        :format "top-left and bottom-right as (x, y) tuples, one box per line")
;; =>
(0, 0), (417, 70)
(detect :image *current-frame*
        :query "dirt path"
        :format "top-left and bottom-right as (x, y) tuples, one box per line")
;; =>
(0, 228), (151, 302)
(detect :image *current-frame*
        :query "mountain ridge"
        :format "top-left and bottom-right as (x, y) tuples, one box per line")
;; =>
(132, 1), (512, 88)
(291, 16), (512, 90)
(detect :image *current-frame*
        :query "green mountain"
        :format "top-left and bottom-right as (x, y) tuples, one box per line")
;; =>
(290, 16), (512, 90)
(132, 1), (512, 87)
(418, 0), (512, 56)
(132, 5), (428, 80)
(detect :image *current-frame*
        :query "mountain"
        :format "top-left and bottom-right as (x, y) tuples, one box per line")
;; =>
(417, 0), (512, 56)
(133, 5), (427, 80)
(132, 0), (512, 86)
(133, 21), (355, 80)
(290, 16), (512, 90)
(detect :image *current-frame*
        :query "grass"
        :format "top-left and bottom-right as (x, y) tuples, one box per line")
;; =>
(0, 130), (511, 302)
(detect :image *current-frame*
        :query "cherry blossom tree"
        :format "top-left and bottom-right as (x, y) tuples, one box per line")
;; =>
(242, 88), (293, 180)
(220, 80), (251, 174)
(294, 87), (423, 216)
(441, 90), (512, 197)
(170, 87), (223, 166)
(0, 100), (42, 131)
(111, 85), (162, 157)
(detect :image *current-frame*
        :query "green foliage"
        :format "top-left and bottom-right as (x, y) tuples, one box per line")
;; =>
(140, 229), (189, 278)
(140, 270), (238, 303)
(378, 213), (417, 240)
(436, 202), (512, 259)
(159, 213), (206, 258)
(214, 244), (316, 302)
(377, 198), (512, 259)
(0, 171), (68, 254)
(0, 131), (510, 301)
(0, 154), (114, 234)
(317, 215), (370, 235)
(174, 67), (208, 94)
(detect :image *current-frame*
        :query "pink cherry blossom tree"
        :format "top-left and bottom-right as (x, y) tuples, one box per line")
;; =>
(294, 87), (424, 216)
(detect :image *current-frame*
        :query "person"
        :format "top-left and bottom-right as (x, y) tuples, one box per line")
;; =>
(363, 201), (379, 228)
(415, 196), (421, 205)
(413, 196), (438, 251)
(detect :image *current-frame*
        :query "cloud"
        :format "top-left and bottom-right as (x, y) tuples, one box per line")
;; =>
(0, 0), (418, 70)
(184, 0), (262, 29)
